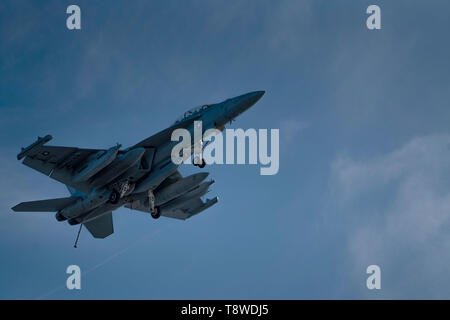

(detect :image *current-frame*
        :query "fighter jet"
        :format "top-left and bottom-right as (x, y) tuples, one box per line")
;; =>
(12, 91), (265, 244)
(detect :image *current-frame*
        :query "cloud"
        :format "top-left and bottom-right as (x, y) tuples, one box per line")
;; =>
(279, 118), (308, 143)
(330, 134), (450, 298)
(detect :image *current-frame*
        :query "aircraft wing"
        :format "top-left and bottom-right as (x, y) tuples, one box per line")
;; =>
(21, 145), (105, 194)
(126, 196), (218, 220)
(12, 196), (79, 212)
(162, 197), (219, 220)
(83, 212), (114, 239)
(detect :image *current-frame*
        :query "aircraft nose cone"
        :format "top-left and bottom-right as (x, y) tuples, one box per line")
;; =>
(248, 90), (265, 105)
(215, 90), (266, 127)
(241, 90), (265, 110)
(230, 90), (265, 119)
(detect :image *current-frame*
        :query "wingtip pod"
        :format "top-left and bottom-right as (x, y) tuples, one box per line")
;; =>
(17, 134), (53, 160)
(207, 196), (219, 205)
(189, 196), (219, 216)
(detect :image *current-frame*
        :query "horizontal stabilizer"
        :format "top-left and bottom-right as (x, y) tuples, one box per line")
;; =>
(12, 196), (79, 212)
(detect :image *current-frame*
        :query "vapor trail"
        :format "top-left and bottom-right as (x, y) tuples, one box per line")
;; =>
(36, 228), (163, 300)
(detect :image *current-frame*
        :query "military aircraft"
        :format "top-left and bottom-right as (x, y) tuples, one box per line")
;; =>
(12, 91), (265, 245)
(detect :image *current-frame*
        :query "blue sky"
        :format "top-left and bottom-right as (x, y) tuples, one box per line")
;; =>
(1, 0), (450, 299)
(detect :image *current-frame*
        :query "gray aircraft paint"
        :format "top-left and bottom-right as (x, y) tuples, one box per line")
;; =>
(72, 144), (121, 183)
(12, 91), (265, 239)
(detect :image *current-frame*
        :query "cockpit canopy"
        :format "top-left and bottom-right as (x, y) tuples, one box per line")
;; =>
(174, 104), (212, 124)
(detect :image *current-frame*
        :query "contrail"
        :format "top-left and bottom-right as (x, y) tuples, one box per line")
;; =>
(36, 228), (164, 300)
(84, 229), (161, 275)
